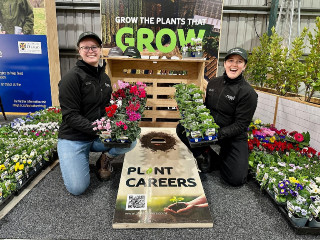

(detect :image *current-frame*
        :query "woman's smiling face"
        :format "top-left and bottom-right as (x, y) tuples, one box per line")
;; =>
(224, 54), (246, 79)
(78, 38), (101, 67)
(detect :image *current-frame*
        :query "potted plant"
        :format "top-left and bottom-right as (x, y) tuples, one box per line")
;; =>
(302, 16), (320, 102)
(287, 198), (311, 227)
(191, 37), (203, 58)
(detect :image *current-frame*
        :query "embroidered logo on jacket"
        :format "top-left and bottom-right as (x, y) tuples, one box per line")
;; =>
(226, 95), (235, 101)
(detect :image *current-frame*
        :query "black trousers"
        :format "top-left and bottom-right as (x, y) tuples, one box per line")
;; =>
(176, 123), (249, 186)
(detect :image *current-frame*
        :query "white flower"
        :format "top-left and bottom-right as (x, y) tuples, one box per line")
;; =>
(294, 206), (301, 212)
(278, 162), (286, 167)
(315, 177), (320, 184)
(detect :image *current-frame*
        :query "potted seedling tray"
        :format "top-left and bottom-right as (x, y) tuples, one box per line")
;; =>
(263, 185), (320, 235)
(103, 141), (132, 148)
(188, 135), (218, 148)
(277, 206), (320, 235)
(0, 193), (14, 211)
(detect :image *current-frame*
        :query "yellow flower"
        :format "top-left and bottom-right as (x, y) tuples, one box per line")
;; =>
(15, 162), (20, 172)
(289, 177), (299, 184)
(254, 119), (262, 125)
(249, 124), (257, 130)
(270, 136), (276, 143)
(0, 164), (6, 171)
(27, 159), (32, 165)
(19, 164), (24, 170)
(23, 159), (26, 164)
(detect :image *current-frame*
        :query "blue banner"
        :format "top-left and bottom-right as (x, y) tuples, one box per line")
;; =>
(0, 34), (52, 112)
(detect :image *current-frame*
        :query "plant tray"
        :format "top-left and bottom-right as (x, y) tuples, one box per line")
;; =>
(103, 141), (132, 148)
(265, 189), (286, 207)
(262, 185), (320, 234)
(0, 193), (14, 211)
(277, 206), (320, 235)
(188, 136), (218, 148)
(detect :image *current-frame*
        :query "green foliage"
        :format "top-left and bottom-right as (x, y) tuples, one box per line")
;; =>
(303, 16), (320, 102)
(246, 17), (320, 100)
(170, 196), (184, 204)
(265, 27), (307, 95)
(245, 32), (270, 87)
(33, 8), (47, 35)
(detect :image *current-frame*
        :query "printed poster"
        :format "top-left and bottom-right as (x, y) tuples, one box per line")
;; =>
(113, 128), (213, 228)
(101, 0), (223, 81)
(0, 0), (51, 113)
(0, 34), (51, 112)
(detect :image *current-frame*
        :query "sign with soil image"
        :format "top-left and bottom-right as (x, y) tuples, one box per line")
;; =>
(113, 128), (213, 228)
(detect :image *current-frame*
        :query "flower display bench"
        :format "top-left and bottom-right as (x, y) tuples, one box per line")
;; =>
(104, 57), (208, 128)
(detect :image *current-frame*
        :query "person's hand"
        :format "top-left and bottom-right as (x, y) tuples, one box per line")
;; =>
(164, 202), (197, 216)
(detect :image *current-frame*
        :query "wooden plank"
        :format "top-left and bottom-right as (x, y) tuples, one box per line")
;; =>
(45, 0), (61, 106)
(143, 110), (180, 118)
(139, 122), (179, 128)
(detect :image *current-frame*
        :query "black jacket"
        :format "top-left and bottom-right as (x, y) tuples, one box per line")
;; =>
(205, 73), (258, 141)
(58, 60), (112, 141)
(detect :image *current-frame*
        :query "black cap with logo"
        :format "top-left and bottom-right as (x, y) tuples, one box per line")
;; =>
(123, 46), (141, 58)
(77, 32), (102, 46)
(108, 46), (124, 57)
(225, 47), (248, 62)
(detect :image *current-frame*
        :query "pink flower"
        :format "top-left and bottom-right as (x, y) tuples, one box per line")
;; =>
(294, 133), (304, 142)
(123, 125), (128, 130)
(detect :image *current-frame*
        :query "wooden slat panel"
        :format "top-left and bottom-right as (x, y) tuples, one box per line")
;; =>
(143, 110), (180, 118)
(140, 122), (179, 128)
(146, 87), (176, 95)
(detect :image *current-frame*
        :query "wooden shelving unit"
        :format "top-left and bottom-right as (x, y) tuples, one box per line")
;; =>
(104, 57), (208, 127)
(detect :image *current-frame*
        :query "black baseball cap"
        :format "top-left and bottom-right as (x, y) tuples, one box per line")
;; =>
(108, 46), (124, 56)
(123, 46), (141, 58)
(225, 47), (248, 62)
(77, 32), (102, 46)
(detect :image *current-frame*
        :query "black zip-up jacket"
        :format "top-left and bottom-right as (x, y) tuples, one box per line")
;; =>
(205, 72), (258, 141)
(58, 60), (112, 141)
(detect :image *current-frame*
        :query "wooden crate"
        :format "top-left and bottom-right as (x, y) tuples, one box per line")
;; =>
(104, 57), (208, 127)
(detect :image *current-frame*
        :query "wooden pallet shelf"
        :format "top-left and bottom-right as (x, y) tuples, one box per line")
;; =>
(104, 57), (208, 127)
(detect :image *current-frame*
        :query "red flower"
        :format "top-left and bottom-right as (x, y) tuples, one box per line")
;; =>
(294, 133), (304, 142)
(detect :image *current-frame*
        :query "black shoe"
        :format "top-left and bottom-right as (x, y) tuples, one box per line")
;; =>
(196, 154), (212, 173)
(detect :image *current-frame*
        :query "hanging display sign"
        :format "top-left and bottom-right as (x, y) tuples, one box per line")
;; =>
(113, 128), (213, 228)
(0, 0), (60, 113)
(0, 34), (52, 112)
(101, 0), (223, 81)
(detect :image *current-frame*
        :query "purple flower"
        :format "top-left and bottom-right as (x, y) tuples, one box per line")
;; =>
(290, 190), (298, 197)
(280, 188), (288, 195)
(295, 183), (303, 190)
(278, 181), (286, 189)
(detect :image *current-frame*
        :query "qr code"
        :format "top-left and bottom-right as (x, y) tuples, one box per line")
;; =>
(126, 194), (147, 210)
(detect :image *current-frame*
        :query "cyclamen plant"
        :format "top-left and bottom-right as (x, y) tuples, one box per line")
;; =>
(93, 80), (147, 142)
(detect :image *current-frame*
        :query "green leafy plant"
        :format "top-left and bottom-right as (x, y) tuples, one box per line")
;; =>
(266, 27), (307, 96)
(170, 196), (184, 205)
(303, 16), (320, 102)
(245, 32), (270, 87)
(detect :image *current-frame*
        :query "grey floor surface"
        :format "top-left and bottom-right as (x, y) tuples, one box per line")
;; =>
(0, 115), (320, 239)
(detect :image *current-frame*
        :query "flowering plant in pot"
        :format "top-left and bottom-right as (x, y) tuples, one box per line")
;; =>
(191, 38), (203, 58)
(93, 80), (147, 143)
(287, 197), (311, 227)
